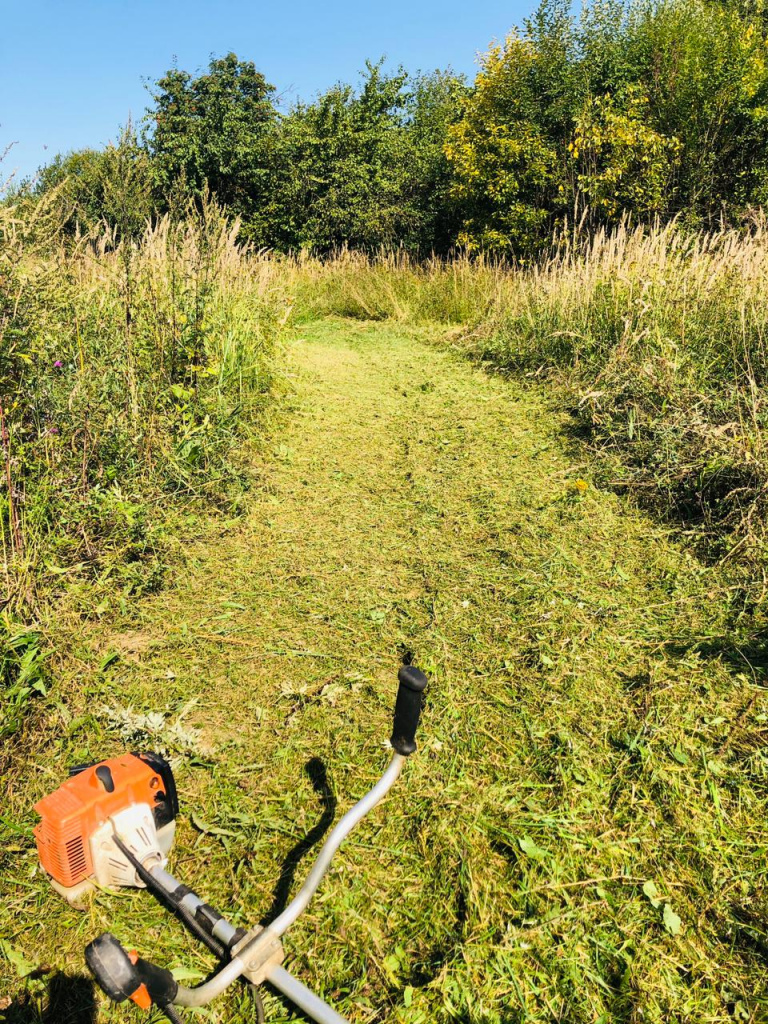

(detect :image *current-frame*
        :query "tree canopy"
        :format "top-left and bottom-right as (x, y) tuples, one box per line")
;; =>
(28, 0), (768, 254)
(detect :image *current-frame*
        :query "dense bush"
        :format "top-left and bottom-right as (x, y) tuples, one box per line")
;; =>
(32, 125), (153, 237)
(446, 0), (768, 252)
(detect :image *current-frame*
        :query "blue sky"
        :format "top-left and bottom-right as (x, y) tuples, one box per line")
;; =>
(1, 0), (532, 184)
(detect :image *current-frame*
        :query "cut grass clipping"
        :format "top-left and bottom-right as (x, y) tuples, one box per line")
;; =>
(2, 321), (767, 1023)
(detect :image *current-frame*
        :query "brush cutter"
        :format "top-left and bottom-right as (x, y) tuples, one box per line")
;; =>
(33, 665), (427, 1024)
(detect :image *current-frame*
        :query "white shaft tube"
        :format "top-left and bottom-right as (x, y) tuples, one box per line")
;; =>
(173, 754), (405, 1008)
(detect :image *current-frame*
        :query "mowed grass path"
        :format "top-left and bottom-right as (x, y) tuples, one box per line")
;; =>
(3, 320), (768, 1023)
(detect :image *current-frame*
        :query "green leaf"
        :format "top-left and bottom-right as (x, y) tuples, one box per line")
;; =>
(404, 985), (414, 1008)
(670, 744), (689, 765)
(642, 880), (662, 908)
(170, 383), (192, 402)
(518, 836), (549, 860)
(99, 651), (120, 672)
(0, 939), (37, 978)
(663, 903), (682, 936)
(190, 813), (238, 838)
(171, 965), (206, 983)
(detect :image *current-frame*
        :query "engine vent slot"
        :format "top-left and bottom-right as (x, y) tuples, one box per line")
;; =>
(65, 835), (87, 879)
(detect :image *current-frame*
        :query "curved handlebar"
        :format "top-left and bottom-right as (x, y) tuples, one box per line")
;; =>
(85, 664), (429, 1014)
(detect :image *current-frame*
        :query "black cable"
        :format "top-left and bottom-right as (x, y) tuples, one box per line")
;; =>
(247, 981), (266, 1024)
(111, 833), (227, 959)
(158, 1004), (186, 1024)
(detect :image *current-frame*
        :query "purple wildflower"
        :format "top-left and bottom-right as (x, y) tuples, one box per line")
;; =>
(53, 360), (63, 369)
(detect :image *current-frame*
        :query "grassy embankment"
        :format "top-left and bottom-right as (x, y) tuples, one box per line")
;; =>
(2, 221), (768, 1022)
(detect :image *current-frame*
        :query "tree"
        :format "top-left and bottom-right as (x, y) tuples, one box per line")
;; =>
(570, 86), (681, 220)
(147, 53), (276, 220)
(445, 33), (567, 253)
(446, 0), (768, 252)
(404, 70), (468, 252)
(623, 0), (768, 219)
(33, 124), (152, 238)
(256, 61), (465, 252)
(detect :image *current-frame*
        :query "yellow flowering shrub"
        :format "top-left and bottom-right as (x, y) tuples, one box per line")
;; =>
(444, 35), (563, 253)
(571, 88), (682, 219)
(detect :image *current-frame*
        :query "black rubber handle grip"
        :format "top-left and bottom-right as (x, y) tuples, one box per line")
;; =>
(390, 665), (428, 755)
(85, 933), (178, 1008)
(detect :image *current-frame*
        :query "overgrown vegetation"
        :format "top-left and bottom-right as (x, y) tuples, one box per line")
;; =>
(0, 198), (285, 602)
(474, 220), (768, 568)
(0, 193), (287, 723)
(6, 0), (768, 1020)
(281, 221), (768, 647)
(4, 323), (768, 1024)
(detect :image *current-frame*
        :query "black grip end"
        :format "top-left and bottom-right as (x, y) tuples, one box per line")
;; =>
(391, 665), (428, 755)
(85, 933), (178, 1008)
(398, 665), (428, 692)
(85, 933), (136, 1004)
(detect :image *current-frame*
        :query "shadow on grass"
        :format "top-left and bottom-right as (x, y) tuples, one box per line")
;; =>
(259, 756), (338, 1022)
(1, 973), (96, 1024)
(261, 756), (337, 926)
(665, 631), (768, 679)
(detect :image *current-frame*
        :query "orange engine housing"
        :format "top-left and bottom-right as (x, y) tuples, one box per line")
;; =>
(34, 754), (173, 888)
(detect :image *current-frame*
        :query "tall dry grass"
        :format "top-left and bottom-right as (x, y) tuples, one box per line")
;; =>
(478, 221), (768, 566)
(1, 200), (290, 600)
(0, 198), (290, 732)
(288, 248), (508, 324)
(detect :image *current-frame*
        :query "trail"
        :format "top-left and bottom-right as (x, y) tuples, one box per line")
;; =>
(8, 321), (760, 1023)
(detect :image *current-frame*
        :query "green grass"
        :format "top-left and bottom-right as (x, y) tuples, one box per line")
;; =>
(0, 201), (287, 613)
(3, 320), (767, 1023)
(286, 228), (768, 600)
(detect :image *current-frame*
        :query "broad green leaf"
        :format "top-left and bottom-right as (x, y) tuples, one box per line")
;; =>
(171, 965), (206, 983)
(670, 744), (689, 765)
(190, 813), (238, 838)
(642, 880), (662, 908)
(518, 836), (549, 860)
(663, 903), (682, 936)
(0, 939), (36, 978)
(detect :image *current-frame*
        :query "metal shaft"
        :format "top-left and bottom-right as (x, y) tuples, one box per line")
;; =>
(270, 753), (404, 935)
(267, 965), (350, 1024)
